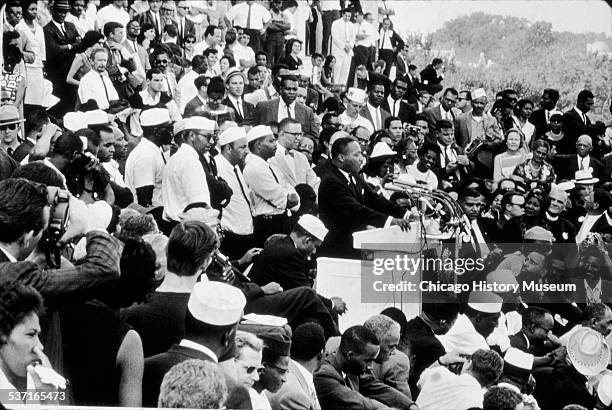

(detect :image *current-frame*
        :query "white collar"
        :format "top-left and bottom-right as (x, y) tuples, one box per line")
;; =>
(367, 102), (379, 112)
(546, 211), (559, 221)
(228, 94), (242, 105)
(337, 167), (353, 184)
(293, 359), (314, 383)
(280, 99), (295, 109)
(0, 245), (17, 262)
(605, 210), (612, 226)
(574, 106), (587, 116)
(179, 339), (218, 363)
(178, 143), (199, 159)
(438, 142), (451, 151)
(52, 20), (65, 30)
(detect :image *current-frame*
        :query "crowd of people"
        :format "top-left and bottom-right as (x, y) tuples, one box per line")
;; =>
(2, 0), (612, 409)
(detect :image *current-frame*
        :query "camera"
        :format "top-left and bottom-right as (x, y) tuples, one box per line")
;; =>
(39, 189), (70, 268)
(405, 124), (421, 134)
(70, 151), (96, 174)
(207, 252), (237, 284)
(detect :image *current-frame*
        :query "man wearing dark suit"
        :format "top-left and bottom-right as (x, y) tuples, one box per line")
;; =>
(244, 75), (320, 139)
(183, 75), (208, 117)
(432, 120), (474, 187)
(380, 78), (417, 125)
(174, 1), (196, 46)
(401, 64), (421, 104)
(142, 281), (251, 409)
(360, 81), (391, 132)
(318, 137), (408, 259)
(509, 307), (555, 357)
(559, 89), (604, 155)
(529, 88), (560, 141)
(551, 135), (604, 182)
(44, 0), (80, 117)
(419, 58), (444, 95)
(395, 46), (410, 78)
(422, 88), (460, 132)
(136, 0), (164, 39)
(314, 326), (416, 410)
(222, 69), (254, 125)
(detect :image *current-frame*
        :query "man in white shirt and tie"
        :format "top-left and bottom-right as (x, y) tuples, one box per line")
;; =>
(96, 0), (129, 30)
(243, 125), (300, 247)
(222, 68), (254, 125)
(225, 0), (271, 52)
(162, 117), (213, 224)
(330, 9), (355, 86)
(216, 127), (255, 260)
(360, 81), (390, 132)
(377, 18), (401, 77)
(175, 1), (195, 45)
(77, 48), (119, 110)
(270, 118), (320, 193)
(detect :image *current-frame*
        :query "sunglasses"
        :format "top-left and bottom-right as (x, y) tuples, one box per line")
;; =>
(0, 123), (18, 131)
(236, 359), (264, 374)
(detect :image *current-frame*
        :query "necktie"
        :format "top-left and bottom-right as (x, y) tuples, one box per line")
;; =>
(349, 174), (358, 195)
(154, 14), (160, 34)
(209, 155), (218, 176)
(160, 147), (166, 164)
(444, 148), (450, 165)
(580, 157), (584, 170)
(286, 104), (292, 119)
(246, 4), (252, 29)
(375, 108), (380, 130)
(380, 30), (386, 49)
(60, 24), (66, 36)
(99, 74), (110, 106)
(393, 100), (397, 116)
(269, 166), (280, 183)
(234, 166), (252, 211)
(166, 77), (173, 97)
(236, 100), (243, 118)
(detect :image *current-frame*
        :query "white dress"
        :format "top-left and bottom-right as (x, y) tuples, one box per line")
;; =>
(15, 20), (46, 106)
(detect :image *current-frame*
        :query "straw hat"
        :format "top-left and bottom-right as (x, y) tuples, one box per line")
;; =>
(567, 327), (610, 376)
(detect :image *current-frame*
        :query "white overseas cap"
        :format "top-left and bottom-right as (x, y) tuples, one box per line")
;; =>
(140, 108), (170, 127)
(218, 127), (247, 146)
(63, 112), (88, 131)
(504, 347), (534, 371)
(187, 281), (246, 326)
(467, 291), (503, 313)
(246, 125), (274, 143)
(184, 116), (216, 132)
(471, 88), (487, 100)
(297, 214), (328, 241)
(85, 109), (109, 126)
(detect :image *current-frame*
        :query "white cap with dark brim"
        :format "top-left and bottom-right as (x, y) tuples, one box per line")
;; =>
(188, 281), (246, 326)
(140, 108), (170, 127)
(467, 291), (503, 313)
(184, 116), (216, 132)
(86, 109), (109, 126)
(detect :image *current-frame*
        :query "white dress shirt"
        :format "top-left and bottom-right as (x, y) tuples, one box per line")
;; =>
(65, 12), (94, 37)
(292, 360), (320, 410)
(378, 28), (394, 50)
(0, 246), (17, 262)
(277, 99), (296, 123)
(354, 21), (377, 47)
(387, 95), (401, 117)
(366, 103), (382, 130)
(320, 1), (341, 11)
(102, 160), (126, 187)
(439, 104), (454, 121)
(176, 69), (199, 113)
(217, 154), (253, 235)
(125, 137), (166, 207)
(162, 143), (210, 221)
(227, 95), (246, 118)
(574, 106), (589, 124)
(577, 154), (590, 171)
(243, 154), (299, 217)
(233, 43), (256, 69)
(77, 70), (119, 110)
(226, 2), (271, 30)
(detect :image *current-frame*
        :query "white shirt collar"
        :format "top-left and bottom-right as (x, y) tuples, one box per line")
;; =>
(0, 245), (17, 262)
(337, 167), (353, 184)
(52, 20), (65, 31)
(228, 94), (242, 106)
(280, 99), (295, 110)
(179, 339), (218, 363)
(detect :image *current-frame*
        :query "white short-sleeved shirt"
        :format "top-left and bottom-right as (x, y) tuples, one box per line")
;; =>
(405, 161), (439, 191)
(77, 70), (119, 110)
(125, 137), (166, 207)
(226, 2), (271, 30)
(162, 143), (210, 221)
(96, 4), (130, 30)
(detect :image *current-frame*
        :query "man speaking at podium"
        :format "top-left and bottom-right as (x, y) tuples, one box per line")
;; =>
(318, 136), (410, 258)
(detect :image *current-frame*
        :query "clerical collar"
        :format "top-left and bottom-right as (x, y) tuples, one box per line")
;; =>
(546, 211), (559, 221)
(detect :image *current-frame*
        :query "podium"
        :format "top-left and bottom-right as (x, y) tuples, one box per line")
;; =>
(316, 222), (451, 331)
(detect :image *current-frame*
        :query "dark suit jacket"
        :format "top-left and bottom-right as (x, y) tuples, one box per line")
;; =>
(314, 354), (414, 410)
(222, 97), (254, 125)
(43, 20), (79, 80)
(143, 344), (251, 409)
(12, 139), (34, 163)
(559, 108), (600, 155)
(529, 108), (550, 141)
(173, 18), (196, 45)
(136, 10), (164, 38)
(590, 212), (612, 234)
(419, 65), (443, 94)
(0, 149), (18, 180)
(183, 95), (206, 117)
(395, 54), (408, 78)
(380, 99), (417, 125)
(318, 165), (405, 258)
(422, 105), (458, 130)
(249, 236), (314, 290)
(551, 154), (604, 182)
(359, 105), (391, 132)
(401, 73), (421, 104)
(243, 98), (320, 139)
(431, 143), (473, 183)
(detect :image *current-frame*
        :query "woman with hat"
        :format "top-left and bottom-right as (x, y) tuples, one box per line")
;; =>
(362, 141), (397, 199)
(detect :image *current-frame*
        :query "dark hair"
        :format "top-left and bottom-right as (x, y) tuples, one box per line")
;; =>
(3, 44), (23, 66)
(432, 58), (443, 66)
(24, 108), (49, 136)
(52, 131), (83, 158)
(247, 66), (260, 77)
(137, 23), (155, 45)
(418, 142), (441, 157)
(11, 162), (64, 188)
(543, 88), (560, 104)
(422, 301), (460, 321)
(577, 89), (594, 104)
(339, 325), (379, 356)
(117, 238), (158, 306)
(491, 98), (513, 114)
(103, 21), (123, 37)
(280, 75), (299, 87)
(380, 307), (408, 338)
(521, 306), (551, 328)
(436, 119), (454, 130)
(255, 50), (268, 60)
(203, 47), (219, 58)
(146, 67), (164, 81)
(207, 76), (225, 95)
(443, 87), (459, 97)
(532, 139), (550, 152)
(194, 74), (209, 90)
(469, 349), (504, 387)
(594, 189), (612, 210)
(414, 113), (428, 123)
(331, 137), (356, 159)
(459, 187), (484, 201)
(77, 30), (104, 53)
(279, 117), (300, 133)
(220, 54), (236, 68)
(163, 24), (177, 37)
(21, 0), (37, 13)
(501, 191), (522, 213)
(383, 116), (401, 130)
(0, 281), (44, 341)
(290, 323), (325, 361)
(0, 178), (49, 243)
(513, 99), (534, 117)
(167, 220), (218, 277)
(583, 303), (610, 322)
(483, 386), (523, 410)
(367, 79), (385, 92)
(204, 25), (218, 39)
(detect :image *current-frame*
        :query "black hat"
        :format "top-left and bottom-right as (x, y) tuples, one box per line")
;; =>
(207, 76), (225, 95)
(258, 325), (292, 356)
(53, 0), (70, 11)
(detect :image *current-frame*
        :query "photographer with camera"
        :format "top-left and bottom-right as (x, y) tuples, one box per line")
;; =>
(0, 177), (124, 378)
